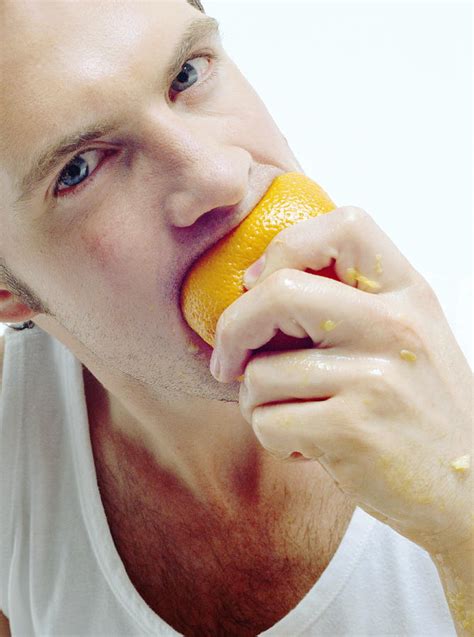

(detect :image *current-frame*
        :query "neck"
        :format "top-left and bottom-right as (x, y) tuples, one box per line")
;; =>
(82, 364), (354, 523)
(83, 364), (274, 506)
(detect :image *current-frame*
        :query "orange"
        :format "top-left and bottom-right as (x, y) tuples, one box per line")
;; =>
(180, 172), (337, 349)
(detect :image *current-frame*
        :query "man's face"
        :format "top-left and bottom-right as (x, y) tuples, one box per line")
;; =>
(0, 0), (301, 402)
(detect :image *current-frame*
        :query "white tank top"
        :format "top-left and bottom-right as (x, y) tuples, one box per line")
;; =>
(0, 325), (456, 636)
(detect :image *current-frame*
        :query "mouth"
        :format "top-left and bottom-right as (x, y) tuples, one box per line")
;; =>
(173, 166), (289, 350)
(202, 166), (287, 251)
(176, 166), (288, 286)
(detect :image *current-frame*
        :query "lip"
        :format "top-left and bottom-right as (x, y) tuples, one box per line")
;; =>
(174, 166), (288, 350)
(175, 166), (288, 288)
(220, 168), (287, 238)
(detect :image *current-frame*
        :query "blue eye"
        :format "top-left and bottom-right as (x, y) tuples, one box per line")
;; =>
(55, 149), (102, 194)
(171, 56), (210, 93)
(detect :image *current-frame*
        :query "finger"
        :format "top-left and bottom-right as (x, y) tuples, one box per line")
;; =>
(251, 398), (344, 461)
(250, 385), (386, 463)
(243, 206), (421, 295)
(238, 349), (390, 424)
(244, 352), (393, 462)
(214, 268), (385, 382)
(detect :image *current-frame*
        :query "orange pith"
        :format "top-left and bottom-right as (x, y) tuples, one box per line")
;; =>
(180, 172), (337, 348)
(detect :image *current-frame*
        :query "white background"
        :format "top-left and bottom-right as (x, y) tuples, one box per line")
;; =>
(2, 0), (472, 367)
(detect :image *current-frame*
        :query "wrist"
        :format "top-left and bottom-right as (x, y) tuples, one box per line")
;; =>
(430, 533), (474, 636)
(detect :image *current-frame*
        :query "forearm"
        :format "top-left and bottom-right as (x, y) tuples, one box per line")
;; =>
(431, 535), (474, 636)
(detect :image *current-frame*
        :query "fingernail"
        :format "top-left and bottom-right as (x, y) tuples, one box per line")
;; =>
(243, 254), (266, 288)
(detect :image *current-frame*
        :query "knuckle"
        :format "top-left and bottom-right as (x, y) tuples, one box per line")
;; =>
(398, 321), (424, 352)
(339, 206), (369, 224)
(266, 268), (298, 292)
(323, 398), (366, 449)
(268, 268), (294, 287)
(364, 366), (394, 400)
(392, 315), (424, 352)
(267, 228), (302, 260)
(333, 399), (353, 430)
(372, 303), (425, 352)
(409, 275), (443, 313)
(361, 369), (404, 420)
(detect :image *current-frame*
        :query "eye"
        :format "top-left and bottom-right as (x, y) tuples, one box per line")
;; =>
(170, 56), (211, 94)
(54, 149), (109, 197)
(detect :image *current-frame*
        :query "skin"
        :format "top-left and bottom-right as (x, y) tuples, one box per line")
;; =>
(1, 0), (472, 634)
(0, 0), (355, 608)
(213, 209), (474, 634)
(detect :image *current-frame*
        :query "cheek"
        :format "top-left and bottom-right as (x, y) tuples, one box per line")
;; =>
(78, 219), (174, 300)
(80, 226), (119, 272)
(78, 220), (145, 290)
(78, 198), (148, 274)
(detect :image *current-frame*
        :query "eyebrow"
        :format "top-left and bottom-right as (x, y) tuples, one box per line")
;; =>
(15, 15), (220, 206)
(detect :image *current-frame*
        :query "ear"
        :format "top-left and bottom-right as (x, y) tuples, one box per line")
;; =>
(0, 289), (37, 324)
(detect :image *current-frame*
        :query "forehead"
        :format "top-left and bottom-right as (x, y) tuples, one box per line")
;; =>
(0, 0), (193, 181)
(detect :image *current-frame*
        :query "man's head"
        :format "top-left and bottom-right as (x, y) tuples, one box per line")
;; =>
(0, 0), (203, 314)
(0, 0), (301, 402)
(0, 0), (203, 317)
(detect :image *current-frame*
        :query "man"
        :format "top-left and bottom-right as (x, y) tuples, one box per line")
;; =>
(0, 0), (472, 635)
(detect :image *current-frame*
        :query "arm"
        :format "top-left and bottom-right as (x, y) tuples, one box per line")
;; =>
(431, 535), (474, 637)
(211, 207), (473, 633)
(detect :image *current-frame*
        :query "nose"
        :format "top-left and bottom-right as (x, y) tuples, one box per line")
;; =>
(143, 109), (252, 228)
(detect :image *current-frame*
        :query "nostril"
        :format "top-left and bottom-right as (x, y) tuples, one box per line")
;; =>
(207, 204), (240, 218)
(172, 204), (238, 229)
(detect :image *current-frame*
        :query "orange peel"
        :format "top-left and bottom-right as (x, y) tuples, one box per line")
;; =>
(180, 172), (337, 348)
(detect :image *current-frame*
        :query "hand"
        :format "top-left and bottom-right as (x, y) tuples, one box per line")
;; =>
(210, 206), (473, 555)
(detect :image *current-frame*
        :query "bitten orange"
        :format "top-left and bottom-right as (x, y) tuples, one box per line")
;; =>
(180, 172), (337, 348)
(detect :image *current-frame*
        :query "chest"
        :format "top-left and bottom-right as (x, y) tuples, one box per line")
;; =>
(102, 484), (327, 637)
(87, 405), (350, 636)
